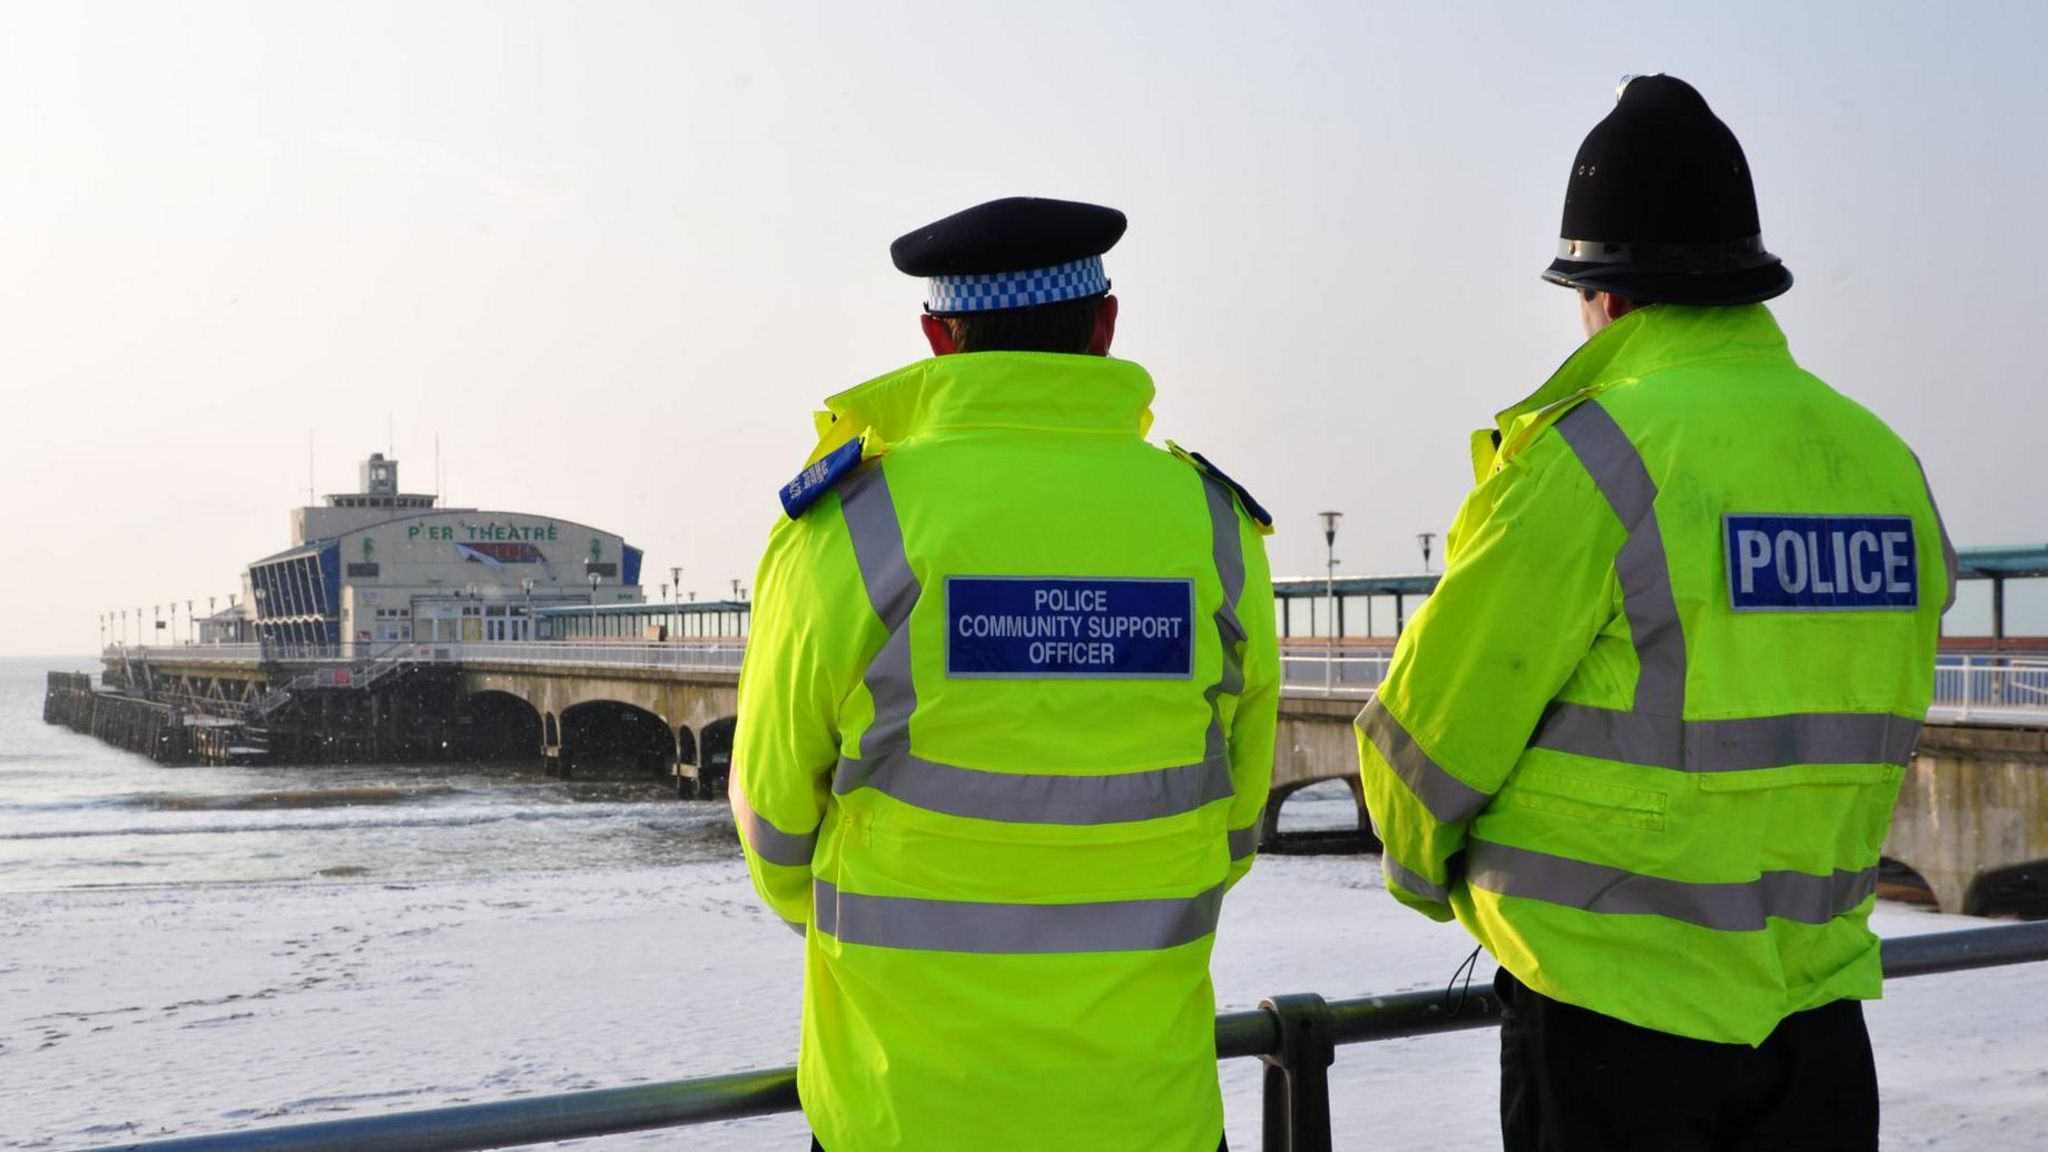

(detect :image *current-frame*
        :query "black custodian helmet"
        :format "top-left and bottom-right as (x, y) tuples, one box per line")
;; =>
(1543, 74), (1792, 305)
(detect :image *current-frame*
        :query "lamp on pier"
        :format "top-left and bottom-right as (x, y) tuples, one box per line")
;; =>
(1319, 511), (1343, 691)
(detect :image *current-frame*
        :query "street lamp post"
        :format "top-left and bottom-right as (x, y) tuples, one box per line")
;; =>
(588, 570), (602, 606)
(1418, 532), (1437, 574)
(1319, 511), (1343, 693)
(521, 577), (536, 641)
(185, 600), (193, 646)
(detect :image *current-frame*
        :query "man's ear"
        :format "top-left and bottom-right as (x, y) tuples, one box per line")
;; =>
(1604, 292), (1636, 323)
(1088, 295), (1119, 356)
(921, 313), (958, 356)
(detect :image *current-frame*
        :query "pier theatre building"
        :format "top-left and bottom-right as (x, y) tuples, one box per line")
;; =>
(245, 453), (645, 649)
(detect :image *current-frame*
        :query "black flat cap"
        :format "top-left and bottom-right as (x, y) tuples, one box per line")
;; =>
(892, 197), (1126, 314)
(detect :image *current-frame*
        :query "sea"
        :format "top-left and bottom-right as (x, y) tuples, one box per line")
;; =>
(0, 655), (1358, 896)
(0, 656), (735, 896)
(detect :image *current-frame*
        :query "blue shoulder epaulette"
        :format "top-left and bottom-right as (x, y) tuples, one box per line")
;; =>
(1171, 442), (1274, 533)
(780, 438), (866, 520)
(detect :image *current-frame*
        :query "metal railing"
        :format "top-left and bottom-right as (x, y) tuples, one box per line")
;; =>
(102, 643), (2048, 724)
(106, 643), (338, 664)
(1278, 651), (1392, 697)
(93, 921), (2048, 1152)
(106, 641), (745, 672)
(1275, 649), (2048, 726)
(418, 641), (745, 671)
(1930, 654), (2048, 723)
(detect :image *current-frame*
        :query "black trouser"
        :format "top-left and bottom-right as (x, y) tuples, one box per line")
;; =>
(1496, 969), (1878, 1151)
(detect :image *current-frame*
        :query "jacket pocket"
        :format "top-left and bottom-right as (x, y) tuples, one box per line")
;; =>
(1491, 769), (1667, 832)
(1695, 763), (1902, 793)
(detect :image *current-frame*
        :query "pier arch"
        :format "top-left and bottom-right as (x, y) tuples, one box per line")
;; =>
(450, 690), (543, 764)
(1964, 860), (2048, 919)
(697, 717), (736, 797)
(559, 699), (677, 778)
(1261, 776), (1377, 856)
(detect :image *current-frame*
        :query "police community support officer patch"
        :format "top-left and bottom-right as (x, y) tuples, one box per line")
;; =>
(945, 577), (1195, 679)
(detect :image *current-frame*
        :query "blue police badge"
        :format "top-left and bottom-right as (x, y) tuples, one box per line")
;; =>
(1724, 514), (1918, 612)
(780, 438), (865, 520)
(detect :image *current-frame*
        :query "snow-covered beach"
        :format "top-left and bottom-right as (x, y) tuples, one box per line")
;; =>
(7, 854), (2048, 1150)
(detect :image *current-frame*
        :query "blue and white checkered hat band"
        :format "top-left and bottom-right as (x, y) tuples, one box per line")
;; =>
(926, 256), (1108, 313)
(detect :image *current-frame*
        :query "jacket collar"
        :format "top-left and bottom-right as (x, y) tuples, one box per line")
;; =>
(1472, 303), (1795, 482)
(806, 352), (1156, 465)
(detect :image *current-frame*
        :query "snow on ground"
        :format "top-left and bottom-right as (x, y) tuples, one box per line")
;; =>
(3, 855), (2045, 1150)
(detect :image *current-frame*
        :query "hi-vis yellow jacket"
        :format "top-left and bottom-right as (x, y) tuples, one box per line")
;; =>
(734, 351), (1278, 1152)
(1359, 304), (1954, 1046)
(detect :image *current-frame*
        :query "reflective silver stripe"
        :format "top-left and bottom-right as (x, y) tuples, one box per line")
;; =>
(1356, 697), (1489, 823)
(1553, 401), (1687, 714)
(1912, 452), (1959, 615)
(834, 750), (1233, 824)
(813, 879), (1223, 954)
(1468, 840), (1877, 931)
(1201, 478), (1249, 763)
(1229, 817), (1261, 861)
(839, 466), (921, 759)
(1534, 703), (1921, 771)
(730, 789), (819, 867)
(1380, 854), (1451, 903)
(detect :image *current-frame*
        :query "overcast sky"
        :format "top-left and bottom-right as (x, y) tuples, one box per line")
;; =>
(3, 1), (2044, 654)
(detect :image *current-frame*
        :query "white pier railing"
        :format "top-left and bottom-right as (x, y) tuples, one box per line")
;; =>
(1929, 655), (2048, 724)
(105, 643), (2048, 726)
(108, 640), (745, 672)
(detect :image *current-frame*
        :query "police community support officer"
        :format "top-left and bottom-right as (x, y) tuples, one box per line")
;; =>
(1357, 76), (1955, 1150)
(732, 197), (1279, 1152)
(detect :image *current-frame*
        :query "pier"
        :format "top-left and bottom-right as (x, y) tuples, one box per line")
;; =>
(53, 511), (2048, 917)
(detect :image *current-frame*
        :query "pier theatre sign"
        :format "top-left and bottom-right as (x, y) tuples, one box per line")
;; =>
(409, 522), (561, 544)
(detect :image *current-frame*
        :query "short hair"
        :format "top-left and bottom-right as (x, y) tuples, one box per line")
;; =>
(939, 294), (1105, 355)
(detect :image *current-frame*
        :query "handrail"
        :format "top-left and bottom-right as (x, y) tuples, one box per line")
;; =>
(92, 921), (2048, 1152)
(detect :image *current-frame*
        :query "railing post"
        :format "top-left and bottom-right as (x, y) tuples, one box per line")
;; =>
(1259, 993), (1335, 1152)
(1960, 653), (1973, 722)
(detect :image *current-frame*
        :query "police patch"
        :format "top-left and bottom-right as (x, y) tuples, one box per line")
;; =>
(947, 577), (1194, 679)
(1724, 515), (1918, 612)
(780, 438), (864, 520)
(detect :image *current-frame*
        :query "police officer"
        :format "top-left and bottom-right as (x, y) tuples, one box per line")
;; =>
(1357, 76), (1955, 1150)
(733, 197), (1278, 1152)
